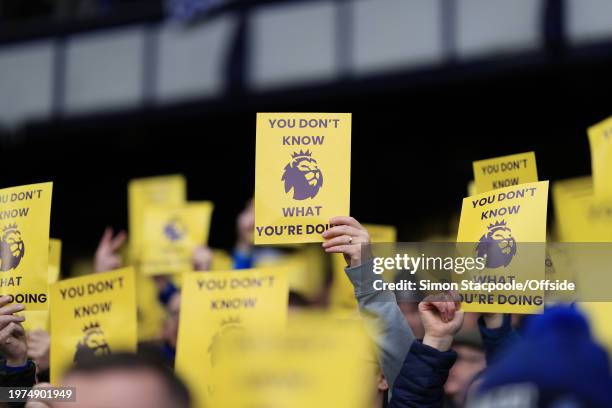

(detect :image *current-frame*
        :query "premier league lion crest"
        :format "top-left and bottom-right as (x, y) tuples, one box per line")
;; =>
(73, 322), (112, 363)
(0, 224), (24, 272)
(164, 218), (186, 242)
(281, 150), (323, 200)
(476, 220), (517, 268)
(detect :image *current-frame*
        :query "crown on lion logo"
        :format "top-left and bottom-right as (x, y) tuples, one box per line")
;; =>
(83, 322), (101, 332)
(2, 223), (18, 232)
(220, 316), (241, 326)
(291, 150), (312, 159)
(487, 220), (507, 230)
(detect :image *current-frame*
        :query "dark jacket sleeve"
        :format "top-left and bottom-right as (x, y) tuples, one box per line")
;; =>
(0, 359), (37, 408)
(477, 314), (520, 365)
(389, 340), (457, 408)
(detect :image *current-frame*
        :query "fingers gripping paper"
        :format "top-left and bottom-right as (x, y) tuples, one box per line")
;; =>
(255, 113), (351, 245)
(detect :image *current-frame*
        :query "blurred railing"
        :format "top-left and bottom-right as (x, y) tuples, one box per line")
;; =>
(1, 0), (612, 129)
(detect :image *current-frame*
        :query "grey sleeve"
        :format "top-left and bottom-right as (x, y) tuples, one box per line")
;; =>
(345, 261), (415, 389)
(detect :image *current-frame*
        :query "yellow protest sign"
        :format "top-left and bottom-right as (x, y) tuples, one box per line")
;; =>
(330, 224), (397, 309)
(175, 268), (289, 408)
(456, 181), (549, 313)
(254, 113), (351, 245)
(472, 152), (538, 194)
(128, 175), (186, 261)
(588, 116), (612, 198)
(140, 201), (214, 275)
(22, 311), (49, 332)
(48, 238), (62, 284)
(0, 182), (52, 311)
(214, 314), (373, 408)
(552, 177), (612, 242)
(50, 267), (137, 384)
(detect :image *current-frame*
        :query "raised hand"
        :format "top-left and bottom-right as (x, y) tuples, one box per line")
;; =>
(419, 294), (464, 351)
(322, 216), (371, 267)
(94, 227), (127, 273)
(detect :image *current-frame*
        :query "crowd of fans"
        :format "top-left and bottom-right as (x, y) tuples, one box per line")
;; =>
(0, 196), (607, 408)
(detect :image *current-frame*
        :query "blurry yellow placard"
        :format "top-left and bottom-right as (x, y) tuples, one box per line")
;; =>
(0, 182), (52, 311)
(175, 268), (289, 408)
(128, 175), (186, 261)
(141, 201), (214, 275)
(214, 314), (373, 408)
(255, 113), (351, 245)
(473, 152), (538, 194)
(552, 177), (612, 242)
(49, 267), (137, 384)
(588, 116), (612, 198)
(48, 238), (62, 284)
(457, 181), (549, 313)
(22, 311), (49, 332)
(330, 224), (397, 309)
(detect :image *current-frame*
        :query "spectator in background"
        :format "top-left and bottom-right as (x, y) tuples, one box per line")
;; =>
(468, 306), (612, 408)
(444, 331), (485, 407)
(26, 353), (191, 408)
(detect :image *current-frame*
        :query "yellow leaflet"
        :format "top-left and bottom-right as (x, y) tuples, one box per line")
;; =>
(588, 116), (612, 198)
(552, 177), (612, 242)
(255, 113), (351, 245)
(467, 180), (476, 197)
(473, 152), (538, 194)
(214, 313), (374, 408)
(0, 182), (52, 311)
(211, 249), (233, 271)
(50, 267), (137, 384)
(128, 175), (186, 262)
(175, 267), (289, 408)
(48, 238), (62, 284)
(330, 224), (397, 309)
(456, 181), (549, 314)
(140, 201), (214, 275)
(22, 311), (49, 332)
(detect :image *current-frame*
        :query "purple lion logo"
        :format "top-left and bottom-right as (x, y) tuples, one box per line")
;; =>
(73, 322), (112, 363)
(475, 220), (517, 268)
(164, 218), (186, 242)
(0, 224), (24, 272)
(281, 150), (323, 200)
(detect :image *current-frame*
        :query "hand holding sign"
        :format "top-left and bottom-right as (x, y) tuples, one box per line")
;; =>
(322, 216), (371, 267)
(0, 296), (27, 366)
(94, 227), (127, 273)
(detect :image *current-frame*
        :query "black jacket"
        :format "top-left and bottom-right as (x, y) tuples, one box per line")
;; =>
(389, 341), (457, 408)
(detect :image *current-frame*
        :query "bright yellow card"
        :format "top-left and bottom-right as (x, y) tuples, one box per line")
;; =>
(552, 177), (612, 242)
(254, 113), (351, 245)
(128, 175), (186, 261)
(330, 224), (397, 309)
(49, 267), (137, 384)
(140, 201), (214, 275)
(588, 116), (612, 198)
(22, 311), (49, 332)
(48, 238), (62, 284)
(473, 152), (538, 194)
(214, 314), (373, 408)
(175, 268), (289, 408)
(0, 182), (52, 311)
(456, 181), (549, 313)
